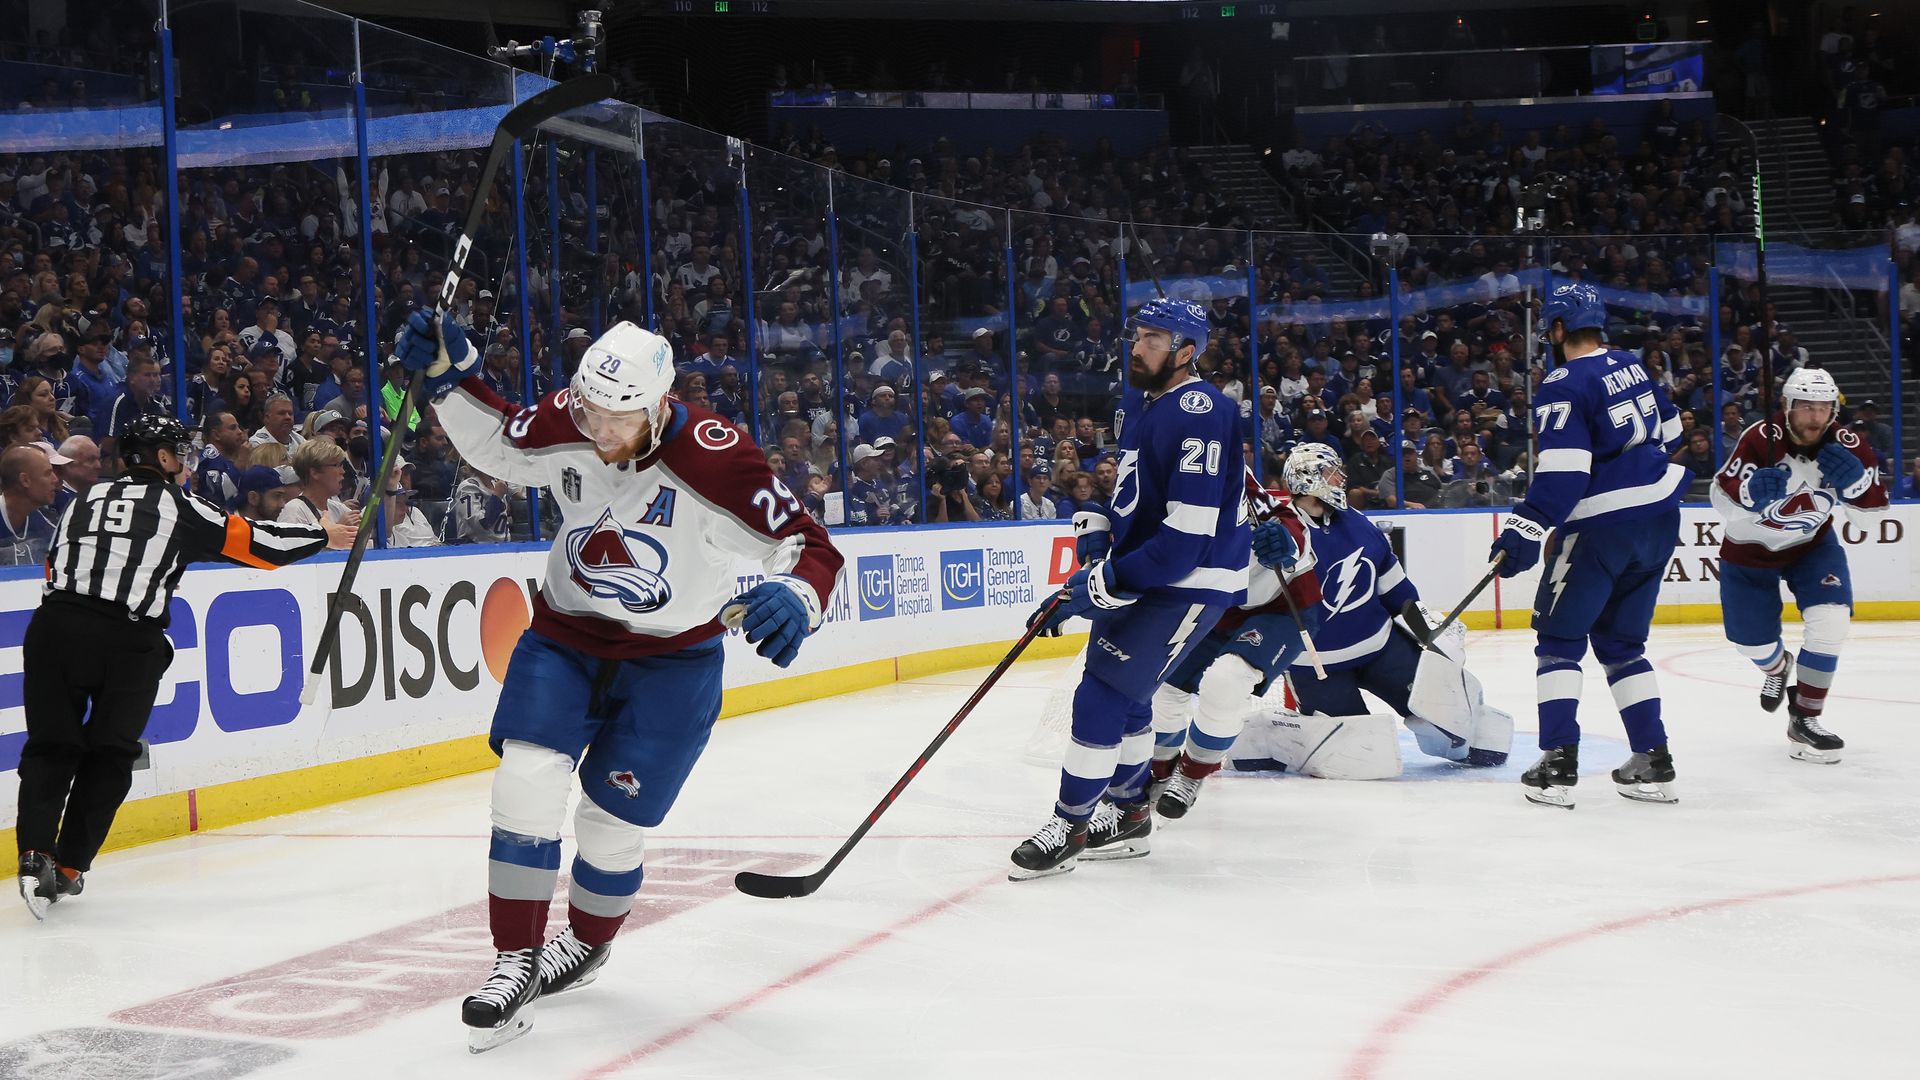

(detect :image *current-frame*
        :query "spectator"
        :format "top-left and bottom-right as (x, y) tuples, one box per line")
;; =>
(280, 438), (356, 528)
(1055, 471), (1102, 517)
(1671, 428), (1717, 484)
(9, 375), (68, 447)
(196, 411), (250, 510)
(68, 321), (118, 430)
(1895, 455), (1920, 500)
(856, 384), (907, 447)
(454, 465), (513, 544)
(99, 356), (171, 470)
(1344, 428), (1395, 510)
(1019, 464), (1055, 520)
(950, 387), (993, 448)
(0, 444), (61, 567)
(1849, 399), (1892, 467)
(971, 472), (1011, 521)
(1400, 441), (1444, 508)
(384, 460), (438, 547)
(50, 435), (99, 517)
(235, 465), (300, 523)
(248, 392), (306, 454)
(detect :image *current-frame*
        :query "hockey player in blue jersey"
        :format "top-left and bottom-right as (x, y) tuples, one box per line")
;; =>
(1015, 298), (1249, 880)
(1496, 282), (1690, 808)
(1225, 442), (1511, 780)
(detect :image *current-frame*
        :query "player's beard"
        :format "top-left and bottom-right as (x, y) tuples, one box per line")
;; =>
(1127, 351), (1184, 392)
(1786, 414), (1829, 449)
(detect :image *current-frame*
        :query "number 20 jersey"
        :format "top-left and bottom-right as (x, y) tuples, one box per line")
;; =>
(436, 376), (843, 659)
(1526, 347), (1689, 532)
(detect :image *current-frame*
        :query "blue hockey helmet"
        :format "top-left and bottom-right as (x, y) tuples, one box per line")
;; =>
(1126, 297), (1211, 355)
(1537, 281), (1607, 342)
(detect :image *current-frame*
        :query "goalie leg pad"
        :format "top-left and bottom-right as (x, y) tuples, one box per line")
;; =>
(1188, 654), (1263, 766)
(1405, 649), (1514, 767)
(1233, 708), (1402, 780)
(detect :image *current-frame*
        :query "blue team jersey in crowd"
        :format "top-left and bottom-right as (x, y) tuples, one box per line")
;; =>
(1106, 377), (1249, 608)
(1292, 506), (1419, 670)
(1525, 346), (1688, 532)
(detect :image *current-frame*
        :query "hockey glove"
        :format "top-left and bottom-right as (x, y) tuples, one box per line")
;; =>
(1027, 559), (1139, 638)
(394, 309), (477, 399)
(1489, 507), (1550, 578)
(1251, 518), (1298, 573)
(1815, 442), (1870, 500)
(722, 577), (820, 668)
(1740, 463), (1791, 510)
(1073, 509), (1113, 564)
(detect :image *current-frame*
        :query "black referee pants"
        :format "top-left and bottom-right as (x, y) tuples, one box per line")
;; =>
(16, 598), (174, 872)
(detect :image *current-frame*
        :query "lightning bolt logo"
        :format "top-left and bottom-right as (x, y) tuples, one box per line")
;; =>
(1543, 534), (1578, 617)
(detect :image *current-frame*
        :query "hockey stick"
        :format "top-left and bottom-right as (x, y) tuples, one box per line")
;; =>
(1719, 113), (1774, 461)
(1244, 472), (1326, 679)
(735, 594), (1065, 899)
(1405, 552), (1504, 652)
(301, 74), (616, 707)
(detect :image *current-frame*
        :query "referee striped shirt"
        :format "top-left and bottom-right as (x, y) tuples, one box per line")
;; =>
(46, 475), (331, 623)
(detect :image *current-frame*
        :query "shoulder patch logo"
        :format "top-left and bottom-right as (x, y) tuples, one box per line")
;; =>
(561, 467), (582, 502)
(1543, 367), (1570, 384)
(692, 418), (740, 451)
(1112, 408), (1126, 439)
(1179, 389), (1212, 414)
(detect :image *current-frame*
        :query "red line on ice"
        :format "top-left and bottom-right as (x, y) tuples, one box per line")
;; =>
(1343, 871), (1920, 1080)
(577, 872), (1001, 1078)
(1654, 645), (1920, 705)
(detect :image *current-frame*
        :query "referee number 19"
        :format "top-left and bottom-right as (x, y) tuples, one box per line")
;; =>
(89, 498), (137, 535)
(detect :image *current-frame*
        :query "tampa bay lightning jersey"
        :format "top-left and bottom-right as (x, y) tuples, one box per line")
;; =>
(1107, 376), (1250, 608)
(1291, 504), (1418, 671)
(1526, 347), (1688, 532)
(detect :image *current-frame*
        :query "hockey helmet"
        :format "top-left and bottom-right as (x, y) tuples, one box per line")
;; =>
(1283, 440), (1348, 512)
(120, 412), (193, 472)
(1537, 281), (1607, 342)
(1125, 297), (1211, 355)
(569, 321), (676, 454)
(1781, 366), (1840, 412)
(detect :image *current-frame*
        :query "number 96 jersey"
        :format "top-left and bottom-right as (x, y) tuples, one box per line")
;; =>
(1524, 347), (1690, 532)
(437, 376), (843, 659)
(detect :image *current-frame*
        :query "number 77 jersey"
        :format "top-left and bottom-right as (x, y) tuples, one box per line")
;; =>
(1524, 347), (1690, 533)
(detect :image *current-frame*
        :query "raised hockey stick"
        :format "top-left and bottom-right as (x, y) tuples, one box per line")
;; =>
(735, 594), (1065, 899)
(300, 74), (616, 707)
(1404, 552), (1504, 653)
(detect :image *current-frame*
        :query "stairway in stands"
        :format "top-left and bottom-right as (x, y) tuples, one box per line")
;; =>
(1185, 144), (1372, 299)
(1748, 116), (1915, 465)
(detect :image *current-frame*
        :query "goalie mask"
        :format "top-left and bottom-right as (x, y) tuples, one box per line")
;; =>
(569, 322), (676, 455)
(1283, 441), (1348, 512)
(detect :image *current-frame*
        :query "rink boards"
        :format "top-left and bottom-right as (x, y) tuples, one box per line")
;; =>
(2, 505), (1914, 850)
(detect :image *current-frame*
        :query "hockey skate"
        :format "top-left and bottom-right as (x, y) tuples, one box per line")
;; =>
(1008, 815), (1086, 881)
(1759, 652), (1794, 714)
(54, 866), (83, 900)
(1521, 746), (1578, 809)
(463, 948), (539, 1053)
(537, 928), (611, 998)
(1612, 747), (1678, 803)
(17, 851), (58, 921)
(1082, 799), (1152, 861)
(1787, 705), (1843, 764)
(1154, 767), (1206, 820)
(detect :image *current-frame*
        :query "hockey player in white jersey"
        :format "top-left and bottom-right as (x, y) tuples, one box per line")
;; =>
(1220, 442), (1513, 780)
(1710, 367), (1887, 762)
(395, 311), (844, 1051)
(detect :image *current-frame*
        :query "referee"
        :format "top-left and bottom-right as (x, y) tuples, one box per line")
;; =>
(16, 413), (354, 920)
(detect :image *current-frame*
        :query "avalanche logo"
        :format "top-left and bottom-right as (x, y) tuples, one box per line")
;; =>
(1319, 547), (1378, 616)
(1236, 628), (1264, 647)
(1758, 489), (1835, 535)
(606, 770), (641, 798)
(565, 508), (673, 612)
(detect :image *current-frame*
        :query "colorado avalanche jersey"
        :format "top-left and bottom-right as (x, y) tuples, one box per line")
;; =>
(1234, 473), (1321, 619)
(1527, 347), (1688, 532)
(1710, 420), (1887, 570)
(437, 376), (843, 659)
(1290, 504), (1417, 670)
(1106, 377), (1249, 607)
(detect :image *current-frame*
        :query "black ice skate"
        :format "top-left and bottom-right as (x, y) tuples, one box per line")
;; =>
(1760, 652), (1794, 714)
(17, 851), (57, 921)
(1155, 768), (1206, 820)
(1787, 705), (1844, 764)
(1612, 746), (1678, 804)
(1521, 745), (1579, 809)
(1008, 815), (1087, 881)
(538, 928), (611, 997)
(1083, 799), (1152, 861)
(54, 866), (83, 900)
(463, 948), (539, 1053)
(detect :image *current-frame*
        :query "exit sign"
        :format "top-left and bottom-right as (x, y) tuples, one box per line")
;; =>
(1220, 4), (1236, 14)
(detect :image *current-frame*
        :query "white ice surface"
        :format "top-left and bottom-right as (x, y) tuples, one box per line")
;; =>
(7, 623), (1919, 1079)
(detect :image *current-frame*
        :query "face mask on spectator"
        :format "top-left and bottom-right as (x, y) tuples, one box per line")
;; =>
(0, 347), (11, 368)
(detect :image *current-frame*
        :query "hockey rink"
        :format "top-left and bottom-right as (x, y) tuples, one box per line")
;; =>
(6, 622), (1919, 1079)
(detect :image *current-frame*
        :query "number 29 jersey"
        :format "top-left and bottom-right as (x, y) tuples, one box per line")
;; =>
(1524, 346), (1689, 532)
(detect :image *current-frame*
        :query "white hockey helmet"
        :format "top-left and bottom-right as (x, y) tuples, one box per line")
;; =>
(1284, 441), (1348, 511)
(1781, 367), (1840, 414)
(569, 321), (676, 454)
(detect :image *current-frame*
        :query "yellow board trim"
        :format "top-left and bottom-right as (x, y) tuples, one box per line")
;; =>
(0, 632), (1092, 860)
(1456, 600), (1920, 631)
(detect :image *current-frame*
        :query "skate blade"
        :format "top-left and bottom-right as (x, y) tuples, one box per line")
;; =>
(1008, 857), (1078, 882)
(1080, 839), (1150, 862)
(18, 878), (50, 921)
(1615, 781), (1678, 804)
(467, 1010), (534, 1054)
(1523, 786), (1575, 809)
(1789, 745), (1842, 765)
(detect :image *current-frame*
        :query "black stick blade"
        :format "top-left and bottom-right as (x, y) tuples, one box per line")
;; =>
(734, 870), (821, 899)
(1400, 598), (1434, 645)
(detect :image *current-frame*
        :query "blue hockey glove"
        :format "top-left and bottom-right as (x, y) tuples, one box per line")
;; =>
(1252, 518), (1298, 573)
(1741, 463), (1791, 510)
(722, 577), (820, 668)
(394, 309), (476, 398)
(1027, 559), (1139, 638)
(1489, 507), (1550, 578)
(1072, 509), (1112, 564)
(1815, 441), (1869, 499)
